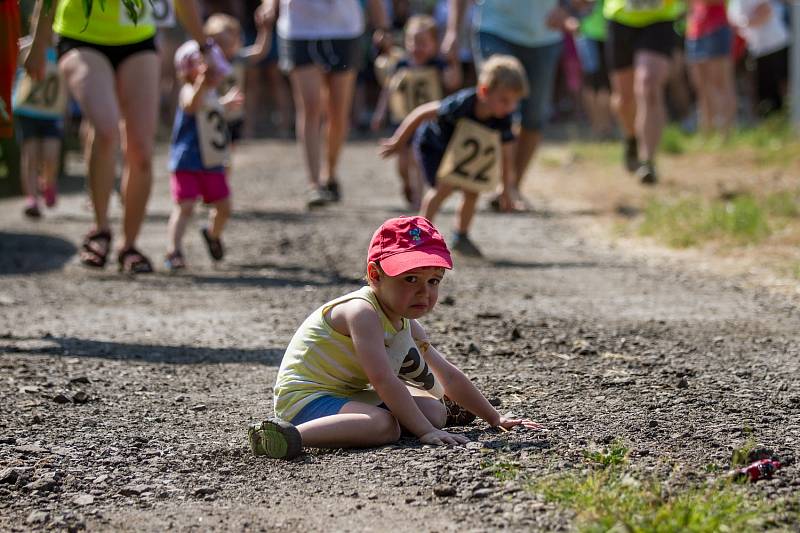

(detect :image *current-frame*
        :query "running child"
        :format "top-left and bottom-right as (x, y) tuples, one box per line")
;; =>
(165, 40), (242, 271)
(203, 12), (272, 144)
(248, 216), (541, 459)
(380, 55), (527, 258)
(12, 36), (66, 219)
(371, 15), (461, 209)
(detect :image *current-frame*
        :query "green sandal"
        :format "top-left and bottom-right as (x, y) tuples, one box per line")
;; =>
(248, 418), (302, 459)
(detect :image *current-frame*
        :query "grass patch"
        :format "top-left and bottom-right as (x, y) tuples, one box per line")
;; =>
(481, 458), (520, 481)
(638, 195), (775, 247)
(583, 439), (629, 468)
(533, 469), (772, 533)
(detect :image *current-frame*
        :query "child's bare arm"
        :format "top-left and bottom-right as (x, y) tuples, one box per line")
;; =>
(240, 19), (272, 64)
(346, 302), (468, 445)
(442, 61), (462, 93)
(499, 141), (517, 210)
(412, 321), (543, 430)
(181, 75), (212, 114)
(379, 101), (439, 158)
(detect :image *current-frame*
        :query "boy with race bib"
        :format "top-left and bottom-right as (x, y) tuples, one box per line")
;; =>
(379, 55), (527, 258)
(371, 15), (460, 210)
(248, 216), (542, 459)
(165, 40), (242, 271)
(12, 37), (66, 219)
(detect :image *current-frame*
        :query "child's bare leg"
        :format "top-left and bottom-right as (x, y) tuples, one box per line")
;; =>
(167, 201), (194, 255)
(208, 197), (231, 239)
(420, 182), (455, 222)
(456, 191), (479, 234)
(20, 139), (40, 200)
(296, 402), (401, 448)
(397, 145), (411, 196)
(41, 138), (61, 188)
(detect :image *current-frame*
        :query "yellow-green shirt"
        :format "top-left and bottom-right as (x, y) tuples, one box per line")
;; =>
(53, 0), (155, 45)
(604, 0), (681, 27)
(274, 286), (444, 422)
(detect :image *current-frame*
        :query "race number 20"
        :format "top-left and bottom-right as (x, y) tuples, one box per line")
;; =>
(436, 119), (501, 193)
(13, 63), (67, 118)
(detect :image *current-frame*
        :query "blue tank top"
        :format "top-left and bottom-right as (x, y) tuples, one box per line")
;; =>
(169, 107), (224, 172)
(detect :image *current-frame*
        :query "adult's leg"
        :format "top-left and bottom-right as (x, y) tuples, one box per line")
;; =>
(632, 50), (670, 163)
(289, 65), (325, 189)
(59, 48), (121, 232)
(688, 60), (713, 133)
(610, 68), (636, 139)
(705, 55), (736, 133)
(265, 63), (293, 135)
(323, 69), (357, 185)
(116, 51), (160, 251)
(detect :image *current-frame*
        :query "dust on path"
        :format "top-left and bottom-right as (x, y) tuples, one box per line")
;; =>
(1, 140), (798, 532)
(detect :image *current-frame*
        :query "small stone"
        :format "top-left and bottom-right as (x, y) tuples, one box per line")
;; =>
(72, 391), (90, 404)
(466, 441), (487, 451)
(0, 436), (15, 445)
(31, 414), (43, 424)
(69, 376), (91, 384)
(52, 393), (70, 404)
(467, 342), (480, 355)
(0, 468), (19, 484)
(433, 485), (456, 497)
(93, 474), (109, 484)
(19, 385), (40, 393)
(510, 327), (522, 341)
(26, 510), (49, 525)
(648, 420), (658, 428)
(190, 404), (207, 412)
(73, 493), (94, 506)
(488, 398), (502, 407)
(119, 484), (150, 497)
(404, 497), (415, 504)
(472, 488), (495, 499)
(174, 395), (185, 403)
(677, 377), (689, 389)
(193, 486), (217, 497)
(24, 477), (59, 492)
(441, 295), (456, 306)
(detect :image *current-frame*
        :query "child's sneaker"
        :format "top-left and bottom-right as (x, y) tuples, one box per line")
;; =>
(23, 197), (41, 219)
(201, 227), (224, 261)
(450, 232), (483, 258)
(164, 251), (186, 272)
(248, 418), (302, 459)
(443, 395), (476, 427)
(42, 182), (57, 208)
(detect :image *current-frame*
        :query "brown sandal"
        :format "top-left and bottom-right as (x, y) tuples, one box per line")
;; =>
(80, 229), (112, 268)
(118, 247), (154, 274)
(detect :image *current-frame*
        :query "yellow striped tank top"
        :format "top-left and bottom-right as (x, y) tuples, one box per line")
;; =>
(53, 0), (155, 45)
(274, 286), (444, 422)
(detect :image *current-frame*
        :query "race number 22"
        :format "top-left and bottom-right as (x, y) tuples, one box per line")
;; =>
(437, 118), (501, 193)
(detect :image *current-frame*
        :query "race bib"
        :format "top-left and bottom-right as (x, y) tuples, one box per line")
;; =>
(386, 326), (444, 399)
(625, 0), (667, 11)
(388, 67), (442, 123)
(437, 118), (501, 193)
(196, 96), (230, 168)
(374, 47), (405, 87)
(150, 0), (175, 28)
(13, 63), (67, 118)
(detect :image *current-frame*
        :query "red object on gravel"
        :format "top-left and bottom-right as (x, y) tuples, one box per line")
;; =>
(731, 459), (781, 482)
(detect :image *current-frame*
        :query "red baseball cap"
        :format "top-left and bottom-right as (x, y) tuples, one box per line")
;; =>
(368, 216), (453, 276)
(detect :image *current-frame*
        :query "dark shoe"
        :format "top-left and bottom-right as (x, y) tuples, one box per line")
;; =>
(201, 228), (224, 261)
(443, 395), (477, 427)
(324, 180), (341, 203)
(248, 418), (302, 459)
(80, 229), (112, 268)
(164, 251), (186, 272)
(450, 233), (483, 258)
(636, 161), (658, 185)
(306, 187), (329, 209)
(624, 137), (639, 173)
(23, 198), (41, 219)
(117, 247), (154, 274)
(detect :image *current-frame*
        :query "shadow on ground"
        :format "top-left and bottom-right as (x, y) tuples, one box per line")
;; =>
(0, 335), (282, 365)
(0, 232), (77, 275)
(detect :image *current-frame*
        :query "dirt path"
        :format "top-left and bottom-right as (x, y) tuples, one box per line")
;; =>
(1, 140), (798, 532)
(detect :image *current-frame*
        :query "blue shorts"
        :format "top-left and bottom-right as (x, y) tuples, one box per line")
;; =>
(474, 32), (562, 131)
(14, 114), (63, 141)
(290, 395), (351, 425)
(412, 137), (443, 188)
(686, 26), (732, 63)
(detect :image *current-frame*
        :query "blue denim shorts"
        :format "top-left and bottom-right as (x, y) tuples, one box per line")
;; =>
(474, 32), (562, 131)
(290, 394), (351, 425)
(686, 26), (732, 63)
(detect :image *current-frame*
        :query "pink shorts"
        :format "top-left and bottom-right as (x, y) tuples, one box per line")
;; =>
(171, 170), (230, 204)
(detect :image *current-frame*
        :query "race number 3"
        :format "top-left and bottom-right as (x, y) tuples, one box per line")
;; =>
(437, 119), (501, 193)
(197, 102), (230, 168)
(13, 64), (67, 118)
(388, 67), (442, 122)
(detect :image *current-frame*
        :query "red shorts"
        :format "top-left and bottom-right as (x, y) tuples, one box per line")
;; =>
(171, 170), (230, 204)
(0, 1), (20, 139)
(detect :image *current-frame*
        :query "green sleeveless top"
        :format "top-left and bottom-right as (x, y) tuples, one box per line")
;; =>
(604, 0), (681, 27)
(53, 0), (155, 45)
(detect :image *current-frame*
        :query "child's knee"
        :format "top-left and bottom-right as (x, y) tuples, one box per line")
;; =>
(374, 411), (402, 443)
(178, 202), (195, 216)
(213, 198), (231, 216)
(420, 399), (447, 429)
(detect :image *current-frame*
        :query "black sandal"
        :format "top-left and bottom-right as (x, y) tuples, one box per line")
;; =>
(80, 229), (112, 268)
(118, 247), (154, 274)
(201, 228), (224, 261)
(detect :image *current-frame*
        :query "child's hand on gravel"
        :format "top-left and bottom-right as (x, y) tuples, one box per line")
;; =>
(379, 137), (401, 158)
(496, 417), (544, 431)
(420, 429), (470, 446)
